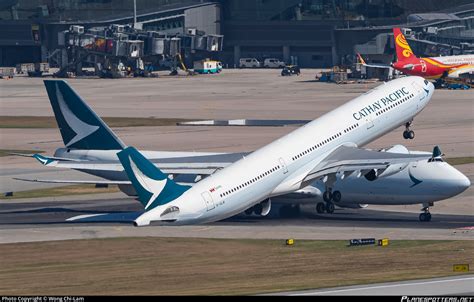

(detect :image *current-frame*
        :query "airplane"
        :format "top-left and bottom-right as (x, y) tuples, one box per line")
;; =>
(17, 79), (469, 223)
(43, 76), (437, 226)
(357, 27), (474, 80)
(271, 145), (469, 222)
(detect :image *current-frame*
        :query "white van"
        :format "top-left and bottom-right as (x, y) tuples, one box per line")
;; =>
(263, 58), (285, 68)
(239, 58), (261, 68)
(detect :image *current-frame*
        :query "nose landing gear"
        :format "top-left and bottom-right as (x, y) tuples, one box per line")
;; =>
(403, 121), (415, 139)
(419, 204), (432, 222)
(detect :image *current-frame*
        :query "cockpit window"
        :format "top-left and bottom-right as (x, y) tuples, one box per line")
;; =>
(428, 158), (444, 163)
(424, 80), (429, 85)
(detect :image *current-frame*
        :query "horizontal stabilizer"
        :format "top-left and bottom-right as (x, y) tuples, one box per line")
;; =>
(13, 177), (131, 185)
(66, 211), (143, 223)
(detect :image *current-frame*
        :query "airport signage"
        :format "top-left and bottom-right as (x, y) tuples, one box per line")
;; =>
(349, 238), (376, 246)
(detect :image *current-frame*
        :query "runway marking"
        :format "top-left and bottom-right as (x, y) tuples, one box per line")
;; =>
(290, 276), (474, 295)
(196, 226), (213, 231)
(457, 226), (474, 230)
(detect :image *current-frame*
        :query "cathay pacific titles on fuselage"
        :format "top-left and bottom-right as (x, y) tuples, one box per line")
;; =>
(353, 87), (410, 121)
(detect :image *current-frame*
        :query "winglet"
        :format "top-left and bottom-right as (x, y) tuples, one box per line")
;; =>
(117, 147), (190, 211)
(33, 154), (55, 166)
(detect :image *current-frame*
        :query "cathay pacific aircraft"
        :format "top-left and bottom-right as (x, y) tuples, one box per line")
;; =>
(117, 77), (439, 225)
(18, 78), (467, 224)
(54, 76), (437, 226)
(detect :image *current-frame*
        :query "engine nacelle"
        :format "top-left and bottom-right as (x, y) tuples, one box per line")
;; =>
(251, 199), (272, 216)
(259, 199), (272, 216)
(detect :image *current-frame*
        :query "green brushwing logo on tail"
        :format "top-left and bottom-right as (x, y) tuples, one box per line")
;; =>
(117, 147), (190, 211)
(33, 154), (54, 165)
(44, 80), (125, 150)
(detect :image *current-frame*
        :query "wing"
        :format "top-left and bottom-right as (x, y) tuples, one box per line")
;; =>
(357, 53), (392, 69)
(13, 178), (131, 185)
(28, 152), (248, 175)
(300, 145), (432, 187)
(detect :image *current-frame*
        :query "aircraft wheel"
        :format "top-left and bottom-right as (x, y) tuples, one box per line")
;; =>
(326, 202), (335, 214)
(408, 130), (415, 139)
(332, 191), (342, 203)
(425, 213), (432, 221)
(419, 213), (432, 222)
(323, 191), (332, 202)
(316, 202), (325, 214)
(403, 131), (409, 139)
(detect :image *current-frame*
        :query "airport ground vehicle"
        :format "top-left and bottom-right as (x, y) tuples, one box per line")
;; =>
(263, 58), (285, 68)
(239, 58), (261, 68)
(193, 60), (222, 74)
(0, 67), (15, 78)
(281, 65), (301, 76)
(447, 83), (470, 90)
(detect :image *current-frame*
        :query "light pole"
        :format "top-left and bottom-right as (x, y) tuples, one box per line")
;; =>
(133, 0), (137, 28)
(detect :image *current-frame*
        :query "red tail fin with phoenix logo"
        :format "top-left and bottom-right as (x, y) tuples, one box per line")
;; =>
(393, 28), (416, 63)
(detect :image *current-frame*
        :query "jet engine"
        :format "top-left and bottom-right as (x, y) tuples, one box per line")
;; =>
(246, 199), (272, 216)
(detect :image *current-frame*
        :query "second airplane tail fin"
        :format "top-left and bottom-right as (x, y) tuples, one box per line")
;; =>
(117, 147), (190, 211)
(44, 80), (126, 150)
(393, 28), (416, 63)
(357, 53), (367, 65)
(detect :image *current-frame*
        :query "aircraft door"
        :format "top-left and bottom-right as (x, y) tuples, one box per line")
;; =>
(279, 157), (288, 174)
(201, 191), (215, 211)
(365, 116), (374, 129)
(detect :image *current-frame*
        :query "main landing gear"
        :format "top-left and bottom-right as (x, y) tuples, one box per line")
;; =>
(419, 203), (432, 222)
(403, 121), (415, 139)
(316, 188), (341, 214)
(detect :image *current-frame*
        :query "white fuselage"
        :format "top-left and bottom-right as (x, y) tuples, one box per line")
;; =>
(433, 54), (474, 66)
(311, 159), (470, 206)
(135, 76), (434, 226)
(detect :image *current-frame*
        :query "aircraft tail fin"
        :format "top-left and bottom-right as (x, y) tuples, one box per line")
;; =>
(393, 28), (416, 62)
(117, 147), (190, 211)
(357, 53), (367, 65)
(43, 80), (126, 150)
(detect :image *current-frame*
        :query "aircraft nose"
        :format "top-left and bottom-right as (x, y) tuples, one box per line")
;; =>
(457, 174), (471, 192)
(428, 81), (435, 96)
(448, 170), (471, 196)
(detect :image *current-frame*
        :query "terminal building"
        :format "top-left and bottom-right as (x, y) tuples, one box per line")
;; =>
(0, 0), (473, 68)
